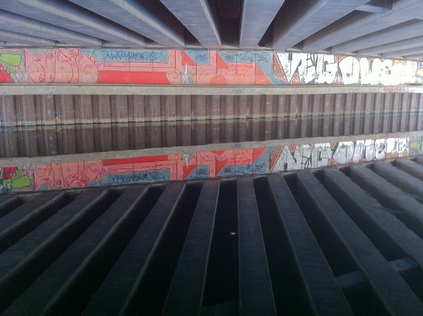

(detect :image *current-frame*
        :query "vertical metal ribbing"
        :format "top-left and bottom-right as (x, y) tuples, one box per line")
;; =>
(349, 164), (423, 226)
(81, 182), (186, 315)
(267, 174), (353, 315)
(162, 180), (220, 315)
(4, 186), (149, 315)
(237, 177), (276, 316)
(0, 96), (17, 128)
(297, 171), (423, 315)
(323, 167), (423, 267)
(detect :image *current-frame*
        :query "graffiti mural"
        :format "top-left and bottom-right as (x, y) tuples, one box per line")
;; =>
(1, 134), (422, 193)
(0, 52), (21, 82)
(0, 167), (31, 193)
(24, 48), (98, 83)
(0, 48), (421, 85)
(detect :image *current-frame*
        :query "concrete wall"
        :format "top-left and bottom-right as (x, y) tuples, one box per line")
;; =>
(1, 48), (422, 85)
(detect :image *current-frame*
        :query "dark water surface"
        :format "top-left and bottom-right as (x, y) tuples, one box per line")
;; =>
(1, 113), (423, 158)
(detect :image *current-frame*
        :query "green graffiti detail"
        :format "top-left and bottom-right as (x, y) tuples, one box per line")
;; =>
(0, 176), (31, 193)
(0, 167), (31, 193)
(12, 176), (31, 188)
(0, 52), (21, 74)
(0, 53), (21, 66)
(411, 141), (420, 149)
(2, 179), (12, 190)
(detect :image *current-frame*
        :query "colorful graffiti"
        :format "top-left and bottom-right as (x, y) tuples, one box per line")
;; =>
(0, 52), (21, 83)
(0, 167), (31, 193)
(1, 135), (422, 193)
(0, 48), (421, 85)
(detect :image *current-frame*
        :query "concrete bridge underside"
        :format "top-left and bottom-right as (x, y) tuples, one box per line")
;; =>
(1, 0), (423, 60)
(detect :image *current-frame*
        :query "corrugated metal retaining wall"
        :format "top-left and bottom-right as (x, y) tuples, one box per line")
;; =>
(1, 93), (423, 126)
(2, 157), (423, 314)
(1, 92), (423, 158)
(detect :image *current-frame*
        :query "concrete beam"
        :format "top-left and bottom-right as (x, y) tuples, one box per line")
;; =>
(332, 20), (423, 53)
(0, 29), (55, 46)
(358, 35), (423, 56)
(160, 0), (220, 48)
(383, 46), (423, 58)
(0, 10), (102, 46)
(0, 0), (145, 47)
(273, 0), (369, 50)
(69, 0), (184, 47)
(1, 85), (422, 97)
(240, 0), (285, 49)
(405, 56), (423, 61)
(303, 0), (423, 52)
(357, 0), (393, 13)
(4, 43), (31, 47)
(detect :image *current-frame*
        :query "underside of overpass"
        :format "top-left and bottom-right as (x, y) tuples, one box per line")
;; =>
(0, 0), (423, 59)
(2, 1), (423, 315)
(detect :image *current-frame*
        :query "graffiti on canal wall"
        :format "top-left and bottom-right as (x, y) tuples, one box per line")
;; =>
(0, 48), (421, 85)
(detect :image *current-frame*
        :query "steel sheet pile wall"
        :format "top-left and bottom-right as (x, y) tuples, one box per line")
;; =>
(2, 157), (423, 314)
(2, 93), (423, 127)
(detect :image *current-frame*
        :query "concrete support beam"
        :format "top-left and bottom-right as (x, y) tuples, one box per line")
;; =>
(240, 0), (285, 49)
(0, 0), (145, 46)
(0, 10), (102, 46)
(332, 20), (423, 53)
(273, 0), (369, 50)
(303, 0), (423, 52)
(383, 46), (423, 58)
(357, 0), (393, 13)
(4, 43), (31, 47)
(160, 0), (220, 48)
(2, 85), (423, 97)
(69, 0), (184, 47)
(0, 29), (55, 46)
(358, 35), (423, 56)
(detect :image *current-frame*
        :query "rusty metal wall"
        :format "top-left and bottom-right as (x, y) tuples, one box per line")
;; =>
(1, 93), (423, 127)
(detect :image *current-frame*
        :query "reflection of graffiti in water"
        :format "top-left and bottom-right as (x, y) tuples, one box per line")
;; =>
(0, 167), (31, 193)
(110, 171), (164, 183)
(2, 135), (421, 193)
